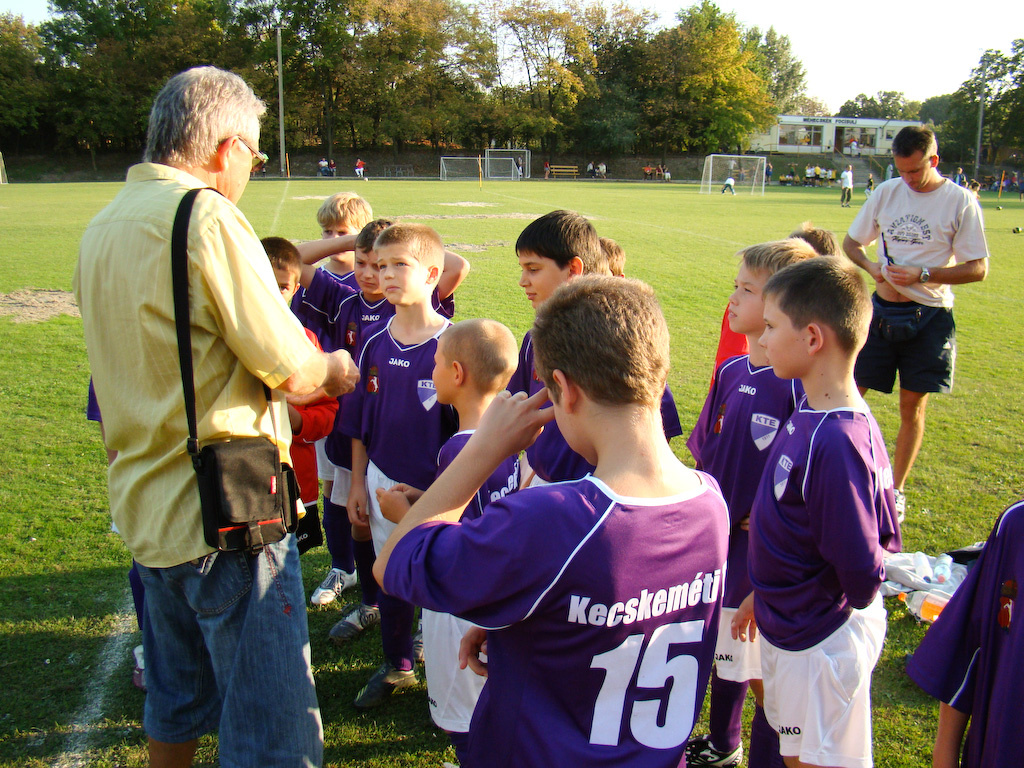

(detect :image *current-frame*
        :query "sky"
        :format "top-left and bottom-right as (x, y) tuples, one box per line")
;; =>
(4, 0), (1022, 113)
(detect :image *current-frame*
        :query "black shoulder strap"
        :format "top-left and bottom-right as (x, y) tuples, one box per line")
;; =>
(171, 188), (205, 461)
(171, 188), (276, 466)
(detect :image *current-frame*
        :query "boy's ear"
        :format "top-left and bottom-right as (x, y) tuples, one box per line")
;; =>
(427, 265), (441, 284)
(551, 369), (581, 413)
(452, 359), (466, 386)
(567, 257), (584, 277)
(805, 322), (825, 355)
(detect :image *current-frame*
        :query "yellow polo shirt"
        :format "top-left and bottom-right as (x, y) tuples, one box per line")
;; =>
(74, 163), (319, 567)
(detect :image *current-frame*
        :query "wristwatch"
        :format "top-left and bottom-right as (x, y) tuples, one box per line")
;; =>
(919, 267), (931, 283)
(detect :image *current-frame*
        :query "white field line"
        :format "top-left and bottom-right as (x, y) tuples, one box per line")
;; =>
(52, 592), (136, 768)
(268, 178), (292, 234)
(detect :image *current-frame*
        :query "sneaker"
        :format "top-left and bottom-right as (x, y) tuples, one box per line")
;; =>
(131, 644), (146, 692)
(894, 489), (907, 524)
(329, 603), (381, 645)
(685, 736), (742, 767)
(413, 629), (425, 664)
(353, 661), (417, 709)
(310, 568), (357, 606)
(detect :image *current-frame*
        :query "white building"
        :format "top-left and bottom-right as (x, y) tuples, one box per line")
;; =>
(749, 115), (921, 156)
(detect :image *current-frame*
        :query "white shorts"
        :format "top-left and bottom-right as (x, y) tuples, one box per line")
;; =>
(519, 454), (550, 488)
(365, 461), (399, 555)
(422, 609), (486, 732)
(315, 439), (334, 482)
(329, 466), (352, 507)
(761, 595), (886, 768)
(714, 607), (762, 682)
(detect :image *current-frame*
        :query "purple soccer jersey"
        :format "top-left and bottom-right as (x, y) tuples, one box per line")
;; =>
(291, 268), (360, 349)
(384, 474), (730, 768)
(906, 500), (1024, 768)
(508, 331), (683, 483)
(432, 287), (455, 319)
(687, 355), (804, 606)
(437, 431), (519, 522)
(341, 317), (457, 490)
(748, 399), (902, 651)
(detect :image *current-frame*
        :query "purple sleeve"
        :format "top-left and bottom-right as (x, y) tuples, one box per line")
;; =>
(805, 420), (884, 608)
(86, 378), (102, 422)
(305, 269), (356, 318)
(686, 374), (721, 466)
(384, 491), (571, 628)
(661, 385), (683, 439)
(340, 355), (367, 442)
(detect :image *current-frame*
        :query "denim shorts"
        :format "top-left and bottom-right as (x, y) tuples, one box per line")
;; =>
(136, 535), (323, 767)
(854, 294), (956, 394)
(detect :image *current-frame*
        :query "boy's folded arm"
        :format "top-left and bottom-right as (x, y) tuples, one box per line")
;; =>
(437, 249), (470, 299)
(296, 236), (358, 265)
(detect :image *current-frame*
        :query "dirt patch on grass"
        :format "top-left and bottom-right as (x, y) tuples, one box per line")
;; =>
(446, 240), (511, 253)
(0, 290), (80, 323)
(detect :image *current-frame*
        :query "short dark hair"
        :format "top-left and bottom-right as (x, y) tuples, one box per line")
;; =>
(516, 210), (606, 273)
(892, 125), (937, 159)
(261, 236), (301, 274)
(763, 257), (870, 354)
(788, 222), (840, 256)
(532, 276), (668, 407)
(356, 218), (395, 253)
(440, 319), (518, 395)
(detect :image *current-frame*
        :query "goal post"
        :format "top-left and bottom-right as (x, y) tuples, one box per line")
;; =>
(440, 156), (482, 182)
(0, 152), (8, 184)
(700, 154), (766, 195)
(482, 157), (516, 181)
(485, 148), (530, 179)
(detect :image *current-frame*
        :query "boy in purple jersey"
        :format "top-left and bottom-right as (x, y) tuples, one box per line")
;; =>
(736, 257), (902, 768)
(378, 318), (520, 765)
(297, 220), (393, 613)
(686, 239), (817, 768)
(507, 211), (684, 485)
(374, 276), (730, 768)
(343, 223), (459, 709)
(906, 498), (1024, 768)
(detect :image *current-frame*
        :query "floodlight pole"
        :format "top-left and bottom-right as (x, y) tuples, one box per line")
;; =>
(277, 26), (286, 176)
(973, 93), (984, 182)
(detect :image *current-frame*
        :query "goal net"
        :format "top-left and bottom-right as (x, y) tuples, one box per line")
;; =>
(483, 157), (516, 181)
(0, 152), (7, 184)
(700, 154), (766, 195)
(485, 148), (530, 179)
(440, 156), (482, 181)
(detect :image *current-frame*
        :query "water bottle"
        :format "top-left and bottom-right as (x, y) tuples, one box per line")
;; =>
(912, 551), (934, 583)
(899, 590), (949, 622)
(932, 554), (953, 584)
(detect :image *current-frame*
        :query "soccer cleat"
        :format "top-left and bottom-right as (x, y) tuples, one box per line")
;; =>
(353, 662), (417, 709)
(685, 736), (743, 767)
(310, 568), (357, 606)
(329, 603), (381, 645)
(894, 489), (907, 524)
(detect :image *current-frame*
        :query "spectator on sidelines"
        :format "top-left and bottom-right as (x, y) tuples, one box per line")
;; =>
(74, 65), (359, 767)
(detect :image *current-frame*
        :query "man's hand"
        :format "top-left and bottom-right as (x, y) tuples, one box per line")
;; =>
(458, 626), (489, 678)
(884, 263), (926, 287)
(322, 350), (359, 397)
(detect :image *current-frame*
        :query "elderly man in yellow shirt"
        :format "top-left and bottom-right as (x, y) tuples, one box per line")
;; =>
(74, 66), (358, 768)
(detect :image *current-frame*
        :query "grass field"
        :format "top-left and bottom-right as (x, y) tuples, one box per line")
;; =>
(1, 177), (1022, 767)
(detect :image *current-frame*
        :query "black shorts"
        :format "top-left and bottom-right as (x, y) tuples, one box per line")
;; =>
(854, 294), (956, 394)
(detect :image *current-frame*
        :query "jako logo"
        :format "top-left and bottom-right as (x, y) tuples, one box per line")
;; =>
(388, 357), (410, 367)
(738, 384), (756, 395)
(778, 726), (802, 735)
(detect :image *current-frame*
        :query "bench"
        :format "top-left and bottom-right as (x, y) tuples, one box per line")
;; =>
(382, 164), (415, 178)
(548, 165), (578, 179)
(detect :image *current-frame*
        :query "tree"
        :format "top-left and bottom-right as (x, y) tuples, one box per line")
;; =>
(639, 1), (773, 154)
(920, 94), (953, 126)
(0, 14), (48, 151)
(742, 25), (805, 113)
(837, 90), (919, 120)
(788, 94), (830, 116)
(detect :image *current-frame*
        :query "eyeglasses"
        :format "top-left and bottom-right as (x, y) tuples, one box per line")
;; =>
(222, 135), (268, 173)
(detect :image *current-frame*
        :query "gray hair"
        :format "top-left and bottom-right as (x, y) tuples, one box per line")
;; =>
(145, 66), (266, 167)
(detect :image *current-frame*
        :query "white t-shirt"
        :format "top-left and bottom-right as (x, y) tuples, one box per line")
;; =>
(840, 170), (853, 189)
(847, 177), (989, 307)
